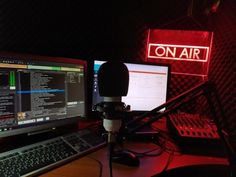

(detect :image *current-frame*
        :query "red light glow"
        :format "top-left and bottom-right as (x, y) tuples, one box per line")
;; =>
(146, 29), (213, 77)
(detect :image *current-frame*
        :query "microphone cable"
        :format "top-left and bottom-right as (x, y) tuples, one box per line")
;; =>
(108, 142), (115, 177)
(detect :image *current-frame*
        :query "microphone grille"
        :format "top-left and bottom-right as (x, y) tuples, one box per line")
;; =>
(98, 61), (129, 97)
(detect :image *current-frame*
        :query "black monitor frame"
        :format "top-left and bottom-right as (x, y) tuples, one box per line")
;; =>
(0, 52), (87, 139)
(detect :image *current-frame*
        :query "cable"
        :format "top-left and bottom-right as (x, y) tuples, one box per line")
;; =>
(124, 146), (164, 158)
(87, 156), (103, 177)
(150, 123), (182, 153)
(159, 150), (175, 174)
(108, 143), (114, 177)
(118, 127), (181, 158)
(157, 134), (182, 155)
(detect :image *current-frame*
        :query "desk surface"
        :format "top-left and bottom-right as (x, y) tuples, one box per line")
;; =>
(39, 118), (229, 177)
(39, 141), (228, 177)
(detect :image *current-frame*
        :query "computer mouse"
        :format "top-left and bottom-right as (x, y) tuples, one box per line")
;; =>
(153, 164), (231, 177)
(112, 150), (140, 167)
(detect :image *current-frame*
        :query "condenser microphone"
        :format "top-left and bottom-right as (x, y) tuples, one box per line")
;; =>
(97, 61), (140, 169)
(97, 60), (129, 143)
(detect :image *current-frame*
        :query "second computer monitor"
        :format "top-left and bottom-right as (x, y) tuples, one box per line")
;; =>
(92, 60), (170, 112)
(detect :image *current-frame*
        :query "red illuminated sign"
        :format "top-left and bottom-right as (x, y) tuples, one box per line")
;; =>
(148, 43), (209, 62)
(146, 29), (213, 77)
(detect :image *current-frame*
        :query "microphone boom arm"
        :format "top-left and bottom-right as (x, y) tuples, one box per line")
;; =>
(126, 81), (208, 133)
(125, 80), (235, 177)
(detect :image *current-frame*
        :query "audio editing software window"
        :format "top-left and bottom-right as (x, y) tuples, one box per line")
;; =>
(0, 57), (86, 136)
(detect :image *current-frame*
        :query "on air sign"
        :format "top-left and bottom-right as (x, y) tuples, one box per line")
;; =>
(148, 43), (209, 62)
(146, 29), (213, 77)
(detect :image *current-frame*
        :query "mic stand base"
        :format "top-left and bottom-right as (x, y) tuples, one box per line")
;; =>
(106, 132), (140, 167)
(111, 149), (140, 167)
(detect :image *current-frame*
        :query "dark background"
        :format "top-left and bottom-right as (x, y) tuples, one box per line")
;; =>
(0, 0), (235, 143)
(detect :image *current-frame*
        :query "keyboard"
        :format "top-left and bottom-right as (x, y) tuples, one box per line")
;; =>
(0, 129), (106, 177)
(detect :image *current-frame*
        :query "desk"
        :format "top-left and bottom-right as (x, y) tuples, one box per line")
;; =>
(39, 141), (228, 177)
(39, 118), (229, 177)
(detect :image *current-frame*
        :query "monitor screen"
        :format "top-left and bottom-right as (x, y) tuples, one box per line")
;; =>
(0, 53), (86, 138)
(92, 60), (170, 112)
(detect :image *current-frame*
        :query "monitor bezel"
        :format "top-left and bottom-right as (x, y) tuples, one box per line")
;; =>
(0, 52), (87, 138)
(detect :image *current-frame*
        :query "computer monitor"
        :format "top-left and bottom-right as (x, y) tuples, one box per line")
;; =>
(92, 60), (170, 112)
(0, 53), (86, 138)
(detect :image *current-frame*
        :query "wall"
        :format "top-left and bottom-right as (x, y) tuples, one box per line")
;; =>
(207, 0), (236, 139)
